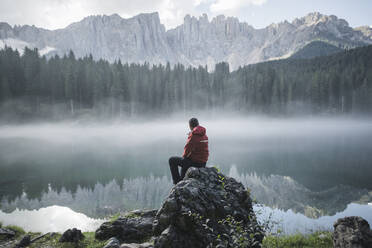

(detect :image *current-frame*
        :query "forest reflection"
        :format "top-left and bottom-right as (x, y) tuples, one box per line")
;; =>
(1, 166), (371, 221)
(1, 118), (372, 222)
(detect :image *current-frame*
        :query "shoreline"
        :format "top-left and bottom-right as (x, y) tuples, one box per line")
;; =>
(0, 220), (334, 248)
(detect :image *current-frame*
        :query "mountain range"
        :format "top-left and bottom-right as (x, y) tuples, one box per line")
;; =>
(1, 12), (372, 70)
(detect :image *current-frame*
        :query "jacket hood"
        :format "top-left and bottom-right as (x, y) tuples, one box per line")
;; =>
(192, 125), (206, 136)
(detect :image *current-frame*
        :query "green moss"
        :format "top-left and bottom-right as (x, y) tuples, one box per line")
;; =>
(5, 225), (26, 237)
(109, 212), (121, 222)
(79, 232), (107, 248)
(262, 231), (333, 248)
(124, 211), (143, 219)
(108, 210), (145, 223)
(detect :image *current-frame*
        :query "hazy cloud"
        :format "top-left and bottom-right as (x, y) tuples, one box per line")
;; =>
(210, 0), (267, 13)
(0, 0), (369, 30)
(0, 0), (211, 30)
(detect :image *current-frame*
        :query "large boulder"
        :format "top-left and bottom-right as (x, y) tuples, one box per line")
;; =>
(95, 167), (263, 248)
(153, 167), (264, 248)
(333, 216), (372, 248)
(59, 228), (85, 243)
(96, 209), (157, 243)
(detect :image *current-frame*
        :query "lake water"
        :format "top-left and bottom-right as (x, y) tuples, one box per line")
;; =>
(0, 117), (372, 234)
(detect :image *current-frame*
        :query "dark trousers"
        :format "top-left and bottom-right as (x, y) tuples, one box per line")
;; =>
(169, 156), (206, 184)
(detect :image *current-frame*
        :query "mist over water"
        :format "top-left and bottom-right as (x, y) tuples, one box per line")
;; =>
(1, 116), (372, 233)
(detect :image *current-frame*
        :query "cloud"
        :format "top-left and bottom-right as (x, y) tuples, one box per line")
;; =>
(0, 0), (207, 30)
(210, 0), (267, 13)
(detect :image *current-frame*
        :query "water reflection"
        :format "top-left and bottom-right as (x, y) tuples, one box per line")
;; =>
(229, 165), (372, 218)
(255, 203), (372, 234)
(0, 205), (104, 233)
(1, 118), (372, 232)
(1, 167), (371, 233)
(1, 175), (172, 218)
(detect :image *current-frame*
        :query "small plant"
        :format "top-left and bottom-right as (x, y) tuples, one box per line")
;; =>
(254, 203), (282, 235)
(211, 214), (264, 248)
(218, 174), (226, 189)
(212, 165), (221, 173)
(184, 211), (264, 248)
(109, 213), (120, 222)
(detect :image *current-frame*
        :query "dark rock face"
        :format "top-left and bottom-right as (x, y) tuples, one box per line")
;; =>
(333, 216), (372, 248)
(153, 167), (264, 248)
(0, 228), (16, 240)
(14, 235), (31, 248)
(59, 228), (85, 243)
(96, 209), (157, 243)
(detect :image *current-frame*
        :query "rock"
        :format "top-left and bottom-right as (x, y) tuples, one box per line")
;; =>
(333, 216), (372, 248)
(59, 228), (84, 243)
(95, 167), (263, 247)
(14, 235), (31, 248)
(0, 227), (16, 240)
(103, 237), (121, 248)
(153, 167), (264, 248)
(95, 209), (157, 242)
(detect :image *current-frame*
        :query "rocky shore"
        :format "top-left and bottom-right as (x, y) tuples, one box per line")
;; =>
(1, 167), (372, 247)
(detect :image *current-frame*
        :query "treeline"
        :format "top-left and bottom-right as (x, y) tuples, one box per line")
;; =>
(0, 45), (371, 121)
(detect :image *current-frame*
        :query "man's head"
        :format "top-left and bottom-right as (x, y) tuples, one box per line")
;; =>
(189, 117), (199, 130)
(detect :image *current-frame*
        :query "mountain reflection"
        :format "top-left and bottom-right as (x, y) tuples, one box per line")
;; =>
(228, 165), (371, 218)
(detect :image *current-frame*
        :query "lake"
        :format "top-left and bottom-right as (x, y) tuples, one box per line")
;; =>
(0, 117), (372, 234)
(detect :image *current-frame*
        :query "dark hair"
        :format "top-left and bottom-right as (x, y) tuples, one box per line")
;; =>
(189, 117), (199, 128)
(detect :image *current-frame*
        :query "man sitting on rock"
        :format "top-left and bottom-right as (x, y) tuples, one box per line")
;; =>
(169, 117), (209, 184)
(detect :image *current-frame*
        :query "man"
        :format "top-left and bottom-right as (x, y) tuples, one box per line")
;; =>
(169, 117), (209, 184)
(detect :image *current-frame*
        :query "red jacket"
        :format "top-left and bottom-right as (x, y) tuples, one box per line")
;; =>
(182, 125), (209, 163)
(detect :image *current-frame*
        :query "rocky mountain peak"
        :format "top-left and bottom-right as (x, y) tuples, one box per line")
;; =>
(355, 26), (372, 40)
(135, 12), (161, 23)
(68, 12), (162, 30)
(293, 12), (349, 28)
(1, 12), (371, 70)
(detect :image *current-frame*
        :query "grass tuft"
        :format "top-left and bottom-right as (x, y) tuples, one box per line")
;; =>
(5, 225), (26, 237)
(29, 232), (106, 248)
(262, 231), (333, 248)
(109, 212), (121, 222)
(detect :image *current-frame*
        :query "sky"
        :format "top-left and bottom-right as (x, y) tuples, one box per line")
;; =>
(0, 0), (371, 30)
